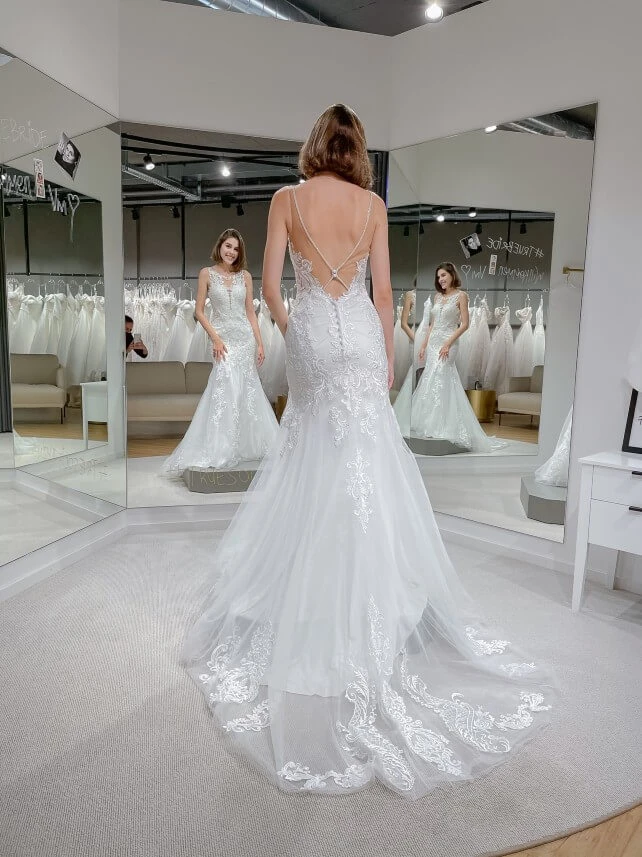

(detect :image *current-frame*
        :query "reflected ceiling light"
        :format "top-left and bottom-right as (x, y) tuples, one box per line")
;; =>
(403, 225), (410, 237)
(485, 125), (498, 134)
(131, 207), (140, 221)
(476, 222), (482, 235)
(236, 203), (245, 216)
(171, 205), (180, 219)
(143, 154), (155, 171)
(425, 3), (444, 21)
(520, 222), (527, 235)
(436, 213), (445, 222)
(220, 163), (231, 177)
(468, 207), (477, 218)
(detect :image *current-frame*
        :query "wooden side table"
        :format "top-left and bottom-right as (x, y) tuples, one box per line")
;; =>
(465, 389), (496, 423)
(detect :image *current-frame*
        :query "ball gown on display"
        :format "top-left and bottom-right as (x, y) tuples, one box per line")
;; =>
(466, 297), (492, 388)
(162, 269), (278, 473)
(534, 407), (573, 487)
(533, 297), (546, 367)
(409, 292), (504, 452)
(182, 191), (553, 799)
(483, 306), (515, 395)
(162, 300), (197, 364)
(513, 305), (535, 377)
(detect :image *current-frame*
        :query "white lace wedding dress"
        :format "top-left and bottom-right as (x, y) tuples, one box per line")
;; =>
(162, 269), (278, 473)
(409, 292), (503, 452)
(182, 192), (553, 798)
(535, 407), (573, 488)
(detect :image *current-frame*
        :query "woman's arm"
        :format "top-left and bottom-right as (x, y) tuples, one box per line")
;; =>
(369, 195), (395, 388)
(244, 270), (265, 366)
(400, 290), (415, 342)
(418, 321), (434, 360)
(262, 188), (290, 336)
(195, 267), (226, 361)
(439, 292), (470, 360)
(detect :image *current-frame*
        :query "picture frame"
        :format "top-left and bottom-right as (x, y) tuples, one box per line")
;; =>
(622, 389), (642, 455)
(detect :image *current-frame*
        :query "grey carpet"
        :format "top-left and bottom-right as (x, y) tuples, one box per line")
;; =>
(1, 531), (641, 857)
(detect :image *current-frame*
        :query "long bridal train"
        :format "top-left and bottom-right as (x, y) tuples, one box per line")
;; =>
(182, 207), (553, 798)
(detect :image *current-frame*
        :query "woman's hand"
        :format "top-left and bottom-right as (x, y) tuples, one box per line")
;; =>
(212, 336), (228, 362)
(256, 344), (265, 366)
(387, 357), (395, 390)
(418, 345), (426, 362)
(439, 343), (450, 361)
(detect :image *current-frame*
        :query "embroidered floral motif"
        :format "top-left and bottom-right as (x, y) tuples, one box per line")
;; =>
(277, 761), (370, 790)
(465, 626), (509, 656)
(499, 662), (536, 678)
(223, 700), (270, 733)
(200, 623), (275, 705)
(346, 450), (374, 532)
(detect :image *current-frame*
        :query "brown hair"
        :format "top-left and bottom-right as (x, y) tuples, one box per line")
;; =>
(210, 228), (247, 273)
(298, 104), (373, 189)
(435, 262), (462, 294)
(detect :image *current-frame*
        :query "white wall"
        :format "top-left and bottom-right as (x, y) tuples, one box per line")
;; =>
(0, 0), (119, 116)
(118, 0), (391, 150)
(389, 0), (642, 584)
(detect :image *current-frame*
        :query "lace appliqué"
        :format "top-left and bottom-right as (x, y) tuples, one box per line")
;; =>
(500, 662), (536, 678)
(465, 626), (509, 656)
(223, 700), (270, 733)
(346, 450), (374, 532)
(278, 761), (370, 791)
(199, 622), (274, 704)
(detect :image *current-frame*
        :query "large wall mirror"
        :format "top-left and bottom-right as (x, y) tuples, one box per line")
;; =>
(0, 48), (125, 577)
(388, 105), (596, 542)
(121, 122), (385, 508)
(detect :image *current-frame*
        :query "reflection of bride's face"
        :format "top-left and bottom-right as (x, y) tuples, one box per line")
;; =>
(437, 268), (453, 290)
(62, 143), (75, 163)
(220, 237), (239, 266)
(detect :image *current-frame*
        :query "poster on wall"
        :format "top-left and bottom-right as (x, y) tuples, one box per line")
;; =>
(622, 390), (642, 455)
(460, 232), (483, 259)
(33, 158), (45, 198)
(54, 133), (81, 179)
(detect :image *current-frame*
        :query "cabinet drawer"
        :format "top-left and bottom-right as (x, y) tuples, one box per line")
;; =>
(591, 466), (642, 506)
(589, 499), (642, 554)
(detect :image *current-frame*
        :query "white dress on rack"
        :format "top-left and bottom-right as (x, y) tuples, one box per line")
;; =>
(163, 300), (196, 364)
(533, 298), (546, 368)
(182, 191), (553, 799)
(513, 305), (534, 376)
(84, 296), (106, 381)
(466, 297), (492, 388)
(535, 407), (573, 488)
(393, 294), (431, 434)
(57, 292), (79, 367)
(65, 294), (94, 385)
(410, 292), (502, 451)
(185, 300), (213, 363)
(162, 269), (278, 473)
(483, 306), (514, 395)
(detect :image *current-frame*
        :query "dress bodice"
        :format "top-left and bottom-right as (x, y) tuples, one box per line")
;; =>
(289, 246), (369, 307)
(430, 291), (461, 339)
(515, 306), (532, 325)
(207, 268), (251, 340)
(494, 306), (510, 326)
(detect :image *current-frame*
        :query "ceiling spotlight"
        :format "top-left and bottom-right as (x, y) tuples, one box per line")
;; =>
(436, 213), (445, 222)
(520, 222), (527, 235)
(425, 3), (444, 21)
(475, 222), (482, 235)
(236, 203), (244, 217)
(171, 205), (180, 219)
(468, 207), (477, 218)
(485, 125), (498, 134)
(131, 207), (140, 221)
(143, 154), (155, 171)
(220, 163), (231, 178)
(403, 225), (410, 237)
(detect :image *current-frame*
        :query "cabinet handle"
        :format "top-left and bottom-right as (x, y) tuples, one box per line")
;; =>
(629, 506), (642, 513)
(632, 471), (642, 477)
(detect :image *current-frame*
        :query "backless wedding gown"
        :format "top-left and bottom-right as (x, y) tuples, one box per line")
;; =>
(183, 189), (553, 798)
(162, 269), (278, 473)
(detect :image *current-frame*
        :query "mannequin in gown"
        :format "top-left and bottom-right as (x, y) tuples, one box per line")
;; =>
(162, 229), (278, 473)
(182, 106), (553, 799)
(410, 264), (503, 452)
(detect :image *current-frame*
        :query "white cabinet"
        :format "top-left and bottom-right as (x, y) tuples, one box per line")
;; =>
(573, 451), (642, 611)
(80, 381), (108, 449)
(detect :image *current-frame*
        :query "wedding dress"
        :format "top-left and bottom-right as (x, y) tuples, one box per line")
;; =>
(182, 189), (552, 798)
(466, 297), (491, 388)
(483, 306), (514, 395)
(393, 294), (431, 434)
(409, 292), (502, 452)
(162, 269), (278, 473)
(513, 304), (534, 377)
(163, 300), (196, 364)
(392, 295), (414, 391)
(533, 297), (546, 367)
(535, 407), (572, 488)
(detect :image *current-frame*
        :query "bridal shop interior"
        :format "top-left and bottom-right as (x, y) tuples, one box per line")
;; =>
(1, 0), (642, 855)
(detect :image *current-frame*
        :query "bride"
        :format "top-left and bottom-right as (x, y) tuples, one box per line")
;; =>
(182, 105), (553, 798)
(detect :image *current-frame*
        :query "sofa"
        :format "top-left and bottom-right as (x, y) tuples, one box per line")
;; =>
(496, 365), (543, 424)
(10, 353), (67, 422)
(126, 361), (212, 424)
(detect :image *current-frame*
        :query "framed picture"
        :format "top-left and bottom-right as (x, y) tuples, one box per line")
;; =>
(54, 132), (81, 179)
(622, 389), (642, 454)
(460, 232), (483, 259)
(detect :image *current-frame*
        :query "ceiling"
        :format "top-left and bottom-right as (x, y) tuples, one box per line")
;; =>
(164, 0), (490, 37)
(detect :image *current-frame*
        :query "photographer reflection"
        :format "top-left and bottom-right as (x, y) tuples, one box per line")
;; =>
(125, 315), (148, 360)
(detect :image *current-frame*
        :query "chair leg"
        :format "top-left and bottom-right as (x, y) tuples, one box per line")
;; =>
(61, 408), (64, 424)
(498, 412), (502, 425)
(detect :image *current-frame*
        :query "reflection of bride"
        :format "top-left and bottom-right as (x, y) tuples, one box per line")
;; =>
(393, 291), (431, 433)
(162, 229), (278, 474)
(412, 263), (503, 452)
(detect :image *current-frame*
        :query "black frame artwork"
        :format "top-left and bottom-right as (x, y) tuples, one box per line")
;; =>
(622, 389), (642, 455)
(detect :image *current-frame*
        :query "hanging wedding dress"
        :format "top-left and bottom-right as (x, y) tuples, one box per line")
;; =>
(162, 269), (278, 473)
(57, 291), (79, 367)
(393, 294), (431, 434)
(182, 190), (552, 799)
(534, 407), (573, 487)
(185, 300), (213, 363)
(11, 294), (42, 353)
(533, 296), (546, 368)
(513, 303), (534, 377)
(409, 292), (502, 451)
(84, 296), (106, 381)
(466, 296), (492, 388)
(65, 294), (94, 385)
(163, 300), (197, 363)
(483, 305), (514, 395)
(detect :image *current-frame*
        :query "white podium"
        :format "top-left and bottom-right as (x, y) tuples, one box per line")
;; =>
(80, 381), (108, 449)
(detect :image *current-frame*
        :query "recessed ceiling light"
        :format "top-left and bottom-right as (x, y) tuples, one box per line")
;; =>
(468, 207), (477, 218)
(220, 164), (231, 177)
(143, 154), (155, 171)
(425, 3), (444, 21)
(485, 125), (498, 134)
(436, 213), (445, 222)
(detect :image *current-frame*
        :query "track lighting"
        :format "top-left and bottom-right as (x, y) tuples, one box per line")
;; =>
(143, 154), (155, 171)
(520, 222), (527, 235)
(485, 125), (498, 134)
(220, 163), (231, 178)
(171, 205), (180, 219)
(236, 203), (244, 216)
(131, 207), (140, 221)
(425, 3), (444, 21)
(403, 225), (410, 237)
(476, 222), (482, 235)
(468, 207), (477, 218)
(436, 213), (445, 222)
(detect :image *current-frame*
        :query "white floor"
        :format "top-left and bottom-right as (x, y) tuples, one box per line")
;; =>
(412, 435), (538, 457)
(0, 485), (102, 566)
(426, 470), (565, 541)
(14, 437), (107, 468)
(36, 455), (128, 507)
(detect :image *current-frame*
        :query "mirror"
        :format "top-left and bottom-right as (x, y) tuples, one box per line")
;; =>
(121, 122), (385, 508)
(0, 48), (125, 573)
(389, 105), (596, 542)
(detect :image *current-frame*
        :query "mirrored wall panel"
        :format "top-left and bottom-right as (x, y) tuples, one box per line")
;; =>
(121, 122), (386, 508)
(388, 105), (596, 542)
(0, 48), (125, 574)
